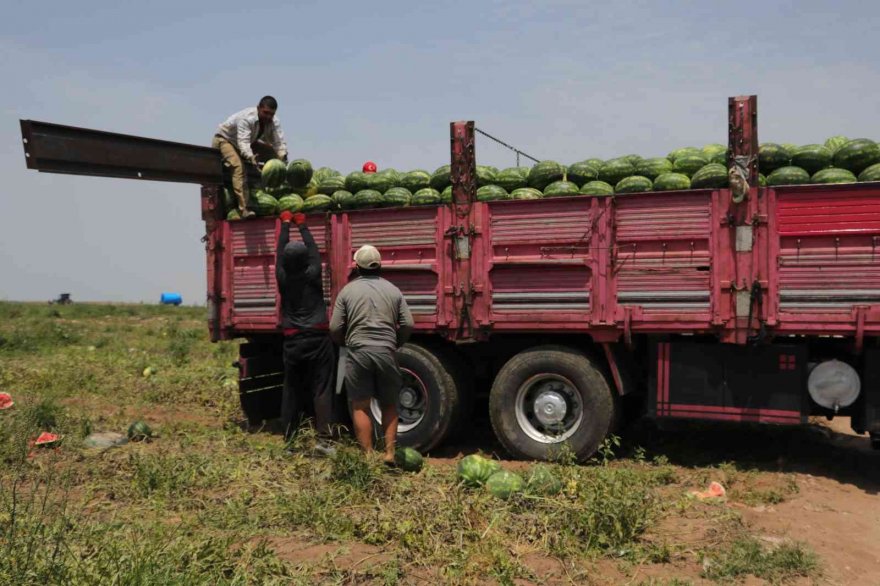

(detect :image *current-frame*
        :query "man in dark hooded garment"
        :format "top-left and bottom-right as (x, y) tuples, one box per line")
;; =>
(276, 210), (336, 452)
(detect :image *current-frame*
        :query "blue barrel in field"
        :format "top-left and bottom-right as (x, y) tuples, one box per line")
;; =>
(160, 292), (182, 306)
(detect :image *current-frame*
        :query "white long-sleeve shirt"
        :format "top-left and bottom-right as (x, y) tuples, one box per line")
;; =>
(215, 107), (288, 161)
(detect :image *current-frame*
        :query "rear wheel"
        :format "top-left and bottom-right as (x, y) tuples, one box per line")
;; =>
(359, 342), (459, 452)
(489, 345), (615, 461)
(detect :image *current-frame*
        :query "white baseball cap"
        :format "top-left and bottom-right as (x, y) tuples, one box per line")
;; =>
(354, 245), (381, 270)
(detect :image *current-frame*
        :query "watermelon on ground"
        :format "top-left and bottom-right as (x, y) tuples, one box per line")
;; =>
(598, 158), (636, 185)
(261, 159), (288, 188)
(791, 144), (833, 175)
(485, 470), (524, 499)
(811, 168), (857, 184)
(567, 161), (599, 185)
(277, 194), (304, 212)
(634, 157), (673, 180)
(286, 159), (313, 188)
(127, 420), (153, 441)
(440, 185), (453, 203)
(672, 155), (708, 177)
(457, 454), (501, 487)
(301, 194), (333, 213)
(382, 187), (412, 207)
(858, 162), (880, 182)
(514, 166), (531, 179)
(583, 158), (604, 169)
(824, 135), (849, 155)
(476, 185), (509, 202)
(510, 187), (543, 200)
(767, 166), (811, 186)
(394, 447), (424, 472)
(352, 189), (384, 209)
(526, 464), (561, 496)
(411, 187), (441, 206)
(400, 170), (432, 192)
(758, 173), (767, 187)
(226, 209), (241, 221)
(318, 176), (346, 195)
(653, 172), (691, 191)
(332, 190), (355, 210)
(580, 181), (615, 196)
(496, 167), (528, 192)
(345, 171), (369, 194)
(251, 191), (279, 216)
(543, 180), (580, 197)
(528, 161), (565, 190)
(690, 164), (729, 189)
(758, 143), (792, 174)
(429, 165), (451, 191)
(477, 165), (499, 187)
(781, 143), (799, 154)
(667, 146), (701, 162)
(833, 139), (880, 174)
(457, 455), (486, 487)
(623, 154), (643, 166)
(615, 176), (653, 194)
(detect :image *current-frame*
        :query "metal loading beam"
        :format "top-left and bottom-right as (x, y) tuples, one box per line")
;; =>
(20, 120), (225, 184)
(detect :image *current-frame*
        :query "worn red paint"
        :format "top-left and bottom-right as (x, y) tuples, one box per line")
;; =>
(202, 183), (880, 342)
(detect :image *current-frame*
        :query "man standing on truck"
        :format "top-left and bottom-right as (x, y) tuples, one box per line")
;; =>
(214, 96), (288, 218)
(276, 210), (336, 454)
(329, 245), (414, 463)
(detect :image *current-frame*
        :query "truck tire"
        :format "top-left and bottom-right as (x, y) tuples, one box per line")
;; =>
(360, 343), (460, 453)
(489, 345), (615, 462)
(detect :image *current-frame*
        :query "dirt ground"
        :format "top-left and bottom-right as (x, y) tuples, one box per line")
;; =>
(256, 415), (880, 585)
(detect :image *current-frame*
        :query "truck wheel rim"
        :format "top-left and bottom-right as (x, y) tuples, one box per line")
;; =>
(370, 367), (426, 433)
(515, 373), (583, 444)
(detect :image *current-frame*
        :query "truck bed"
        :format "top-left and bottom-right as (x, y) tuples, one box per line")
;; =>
(204, 183), (880, 343)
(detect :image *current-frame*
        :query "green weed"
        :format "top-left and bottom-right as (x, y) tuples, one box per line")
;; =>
(701, 536), (819, 583)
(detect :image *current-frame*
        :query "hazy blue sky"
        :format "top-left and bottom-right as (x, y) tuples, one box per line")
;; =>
(2, 0), (878, 303)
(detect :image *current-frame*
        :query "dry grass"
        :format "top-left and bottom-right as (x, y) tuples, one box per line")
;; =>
(0, 302), (820, 584)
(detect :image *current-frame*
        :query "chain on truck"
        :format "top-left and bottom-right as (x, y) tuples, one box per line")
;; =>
(20, 95), (880, 460)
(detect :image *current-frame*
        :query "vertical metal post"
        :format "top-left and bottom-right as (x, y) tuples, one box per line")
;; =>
(449, 122), (478, 340)
(727, 96), (763, 344)
(728, 96), (759, 188)
(450, 121), (476, 216)
(202, 185), (224, 342)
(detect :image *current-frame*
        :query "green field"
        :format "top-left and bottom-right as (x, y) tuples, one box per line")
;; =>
(0, 302), (833, 584)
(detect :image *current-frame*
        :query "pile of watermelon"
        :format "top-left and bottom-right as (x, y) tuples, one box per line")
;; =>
(455, 454), (562, 499)
(225, 137), (880, 220)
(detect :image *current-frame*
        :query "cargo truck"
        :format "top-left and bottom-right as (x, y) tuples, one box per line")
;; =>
(20, 95), (880, 460)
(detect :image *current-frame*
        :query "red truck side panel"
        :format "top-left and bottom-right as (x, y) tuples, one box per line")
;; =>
(332, 207), (450, 333)
(213, 183), (880, 345)
(612, 191), (714, 330)
(479, 197), (594, 330)
(770, 183), (880, 336)
(221, 216), (330, 335)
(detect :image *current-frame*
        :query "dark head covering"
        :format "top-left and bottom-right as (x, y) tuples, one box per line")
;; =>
(282, 241), (308, 272)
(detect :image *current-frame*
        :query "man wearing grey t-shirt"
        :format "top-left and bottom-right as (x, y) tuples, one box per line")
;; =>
(329, 245), (414, 462)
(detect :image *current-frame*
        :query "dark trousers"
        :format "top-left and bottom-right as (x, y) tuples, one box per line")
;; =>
(282, 332), (336, 440)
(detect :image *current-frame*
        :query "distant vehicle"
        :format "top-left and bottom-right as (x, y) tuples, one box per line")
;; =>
(49, 293), (72, 305)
